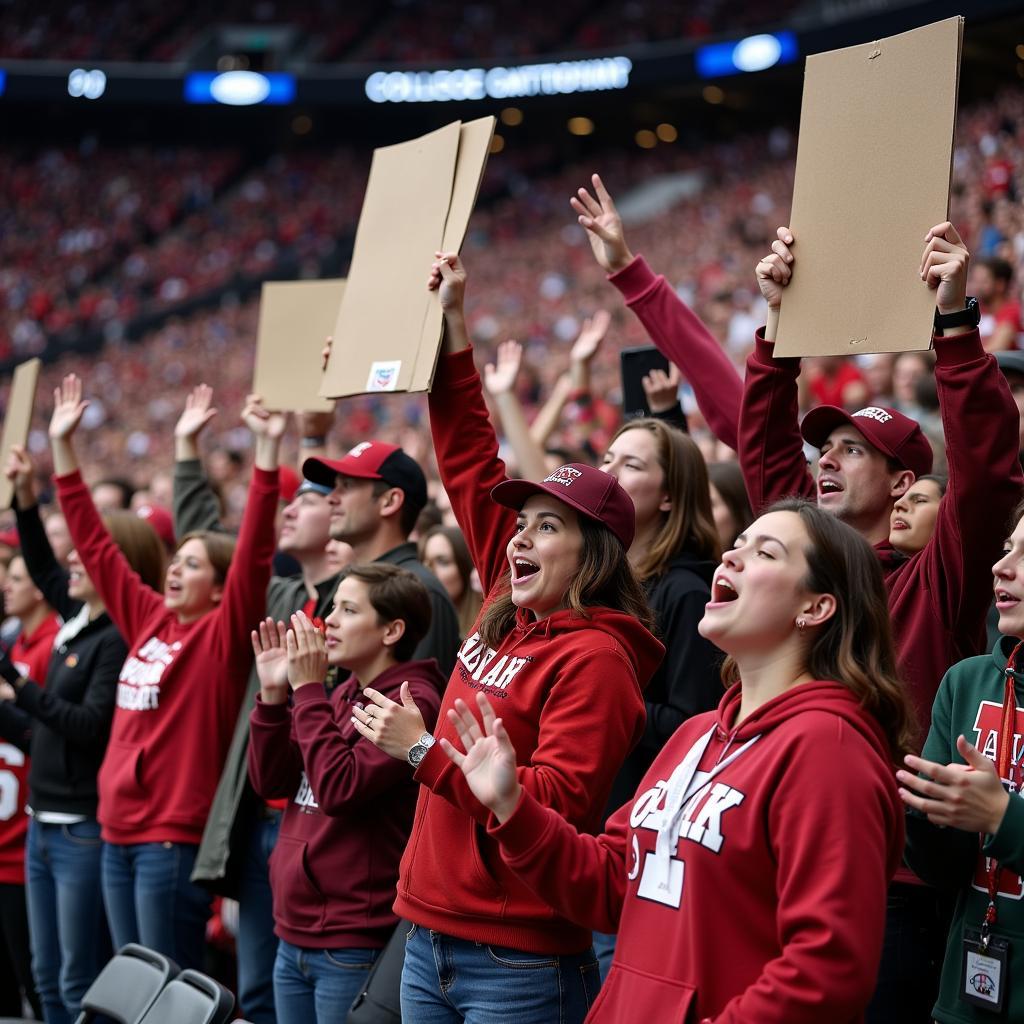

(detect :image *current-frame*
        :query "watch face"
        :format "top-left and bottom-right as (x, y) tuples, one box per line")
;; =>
(409, 744), (426, 767)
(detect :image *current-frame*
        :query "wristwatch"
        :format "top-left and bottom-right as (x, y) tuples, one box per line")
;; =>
(407, 732), (436, 768)
(933, 296), (980, 335)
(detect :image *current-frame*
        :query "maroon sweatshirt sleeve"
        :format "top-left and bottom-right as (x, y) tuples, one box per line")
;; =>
(211, 466), (279, 671)
(737, 332), (815, 514)
(428, 346), (516, 593)
(711, 722), (901, 1024)
(56, 469), (164, 641)
(609, 256), (742, 450)
(291, 679), (441, 815)
(416, 646), (644, 828)
(486, 787), (629, 935)
(912, 329), (1024, 640)
(247, 697), (303, 800)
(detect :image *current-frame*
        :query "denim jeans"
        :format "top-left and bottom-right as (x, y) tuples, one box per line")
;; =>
(101, 841), (211, 971)
(273, 938), (379, 1024)
(236, 811), (280, 1024)
(26, 819), (110, 1024)
(401, 924), (601, 1024)
(591, 931), (616, 983)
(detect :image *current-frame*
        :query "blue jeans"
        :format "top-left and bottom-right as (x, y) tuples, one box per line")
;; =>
(101, 841), (211, 971)
(591, 931), (616, 983)
(236, 811), (280, 1024)
(401, 925), (600, 1024)
(273, 939), (379, 1024)
(26, 819), (111, 1024)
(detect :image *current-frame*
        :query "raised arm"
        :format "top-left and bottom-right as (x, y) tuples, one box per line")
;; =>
(210, 395), (282, 670)
(427, 253), (518, 592)
(738, 227), (815, 512)
(573, 174), (740, 449)
(51, 375), (164, 639)
(912, 223), (1024, 652)
(483, 340), (549, 482)
(172, 384), (227, 536)
(6, 445), (76, 619)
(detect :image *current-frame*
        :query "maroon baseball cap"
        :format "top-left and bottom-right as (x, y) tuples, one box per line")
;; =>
(491, 464), (635, 550)
(135, 504), (176, 550)
(303, 441), (428, 515)
(800, 405), (933, 479)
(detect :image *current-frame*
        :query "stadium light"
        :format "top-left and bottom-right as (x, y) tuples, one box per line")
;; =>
(184, 70), (297, 106)
(695, 32), (798, 78)
(0, 70), (6, 97)
(67, 68), (107, 99)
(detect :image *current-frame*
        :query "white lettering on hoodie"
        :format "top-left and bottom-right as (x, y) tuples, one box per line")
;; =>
(456, 632), (530, 692)
(116, 637), (183, 711)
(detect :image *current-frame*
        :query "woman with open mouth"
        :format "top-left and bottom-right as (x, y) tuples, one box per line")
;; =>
(352, 253), (663, 1024)
(888, 475), (946, 556)
(440, 499), (911, 1022)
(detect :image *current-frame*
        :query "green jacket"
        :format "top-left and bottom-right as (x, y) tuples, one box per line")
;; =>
(905, 635), (1024, 1023)
(174, 459), (458, 895)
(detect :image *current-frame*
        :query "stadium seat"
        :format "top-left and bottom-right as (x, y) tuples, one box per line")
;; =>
(74, 943), (180, 1024)
(135, 969), (234, 1024)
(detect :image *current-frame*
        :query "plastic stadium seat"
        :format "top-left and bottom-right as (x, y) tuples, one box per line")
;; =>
(135, 969), (234, 1024)
(74, 944), (179, 1024)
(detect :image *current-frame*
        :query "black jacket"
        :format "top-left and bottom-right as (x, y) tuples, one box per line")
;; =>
(0, 500), (126, 816)
(604, 549), (723, 817)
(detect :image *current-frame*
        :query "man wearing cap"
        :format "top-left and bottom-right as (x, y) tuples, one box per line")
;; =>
(740, 223), (1023, 1021)
(303, 440), (460, 676)
(995, 350), (1024, 464)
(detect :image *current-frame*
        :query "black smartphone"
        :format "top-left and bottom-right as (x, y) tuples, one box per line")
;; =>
(620, 345), (670, 419)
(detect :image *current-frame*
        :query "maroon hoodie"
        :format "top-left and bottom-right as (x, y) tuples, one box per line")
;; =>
(738, 327), (1024, 726)
(489, 681), (903, 1023)
(248, 659), (444, 949)
(393, 347), (663, 955)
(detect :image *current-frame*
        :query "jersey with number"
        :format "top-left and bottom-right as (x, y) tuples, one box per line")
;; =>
(0, 613), (60, 884)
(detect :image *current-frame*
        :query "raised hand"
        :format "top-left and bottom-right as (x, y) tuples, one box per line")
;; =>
(174, 384), (218, 441)
(484, 340), (524, 396)
(4, 444), (35, 507)
(285, 611), (327, 690)
(570, 174), (634, 274)
(49, 374), (90, 442)
(570, 309), (612, 364)
(251, 618), (289, 703)
(429, 251), (467, 313)
(642, 363), (682, 414)
(755, 226), (795, 310)
(350, 680), (427, 762)
(440, 692), (522, 822)
(897, 734), (1011, 835)
(921, 222), (970, 315)
(242, 394), (288, 440)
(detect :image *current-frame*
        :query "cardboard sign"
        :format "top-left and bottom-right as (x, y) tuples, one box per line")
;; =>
(775, 16), (963, 357)
(253, 279), (343, 412)
(0, 358), (41, 510)
(321, 116), (495, 399)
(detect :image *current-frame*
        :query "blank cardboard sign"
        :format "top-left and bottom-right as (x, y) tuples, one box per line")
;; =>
(775, 16), (963, 357)
(0, 358), (41, 509)
(321, 116), (495, 399)
(253, 280), (344, 412)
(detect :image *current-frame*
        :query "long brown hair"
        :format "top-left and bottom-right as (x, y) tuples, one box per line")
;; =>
(418, 525), (483, 638)
(102, 511), (166, 592)
(477, 513), (653, 649)
(608, 419), (720, 580)
(724, 499), (915, 760)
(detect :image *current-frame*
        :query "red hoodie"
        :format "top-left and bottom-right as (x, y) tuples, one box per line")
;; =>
(738, 328), (1024, 726)
(489, 681), (903, 1023)
(608, 255), (743, 451)
(57, 467), (277, 845)
(0, 613), (60, 884)
(391, 347), (663, 955)
(247, 660), (444, 950)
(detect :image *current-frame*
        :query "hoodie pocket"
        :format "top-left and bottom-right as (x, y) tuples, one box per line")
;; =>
(270, 834), (325, 932)
(99, 741), (149, 828)
(588, 963), (696, 1023)
(467, 820), (503, 898)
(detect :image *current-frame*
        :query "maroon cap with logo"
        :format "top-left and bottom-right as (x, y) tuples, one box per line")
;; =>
(302, 441), (428, 514)
(800, 405), (933, 479)
(491, 463), (635, 550)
